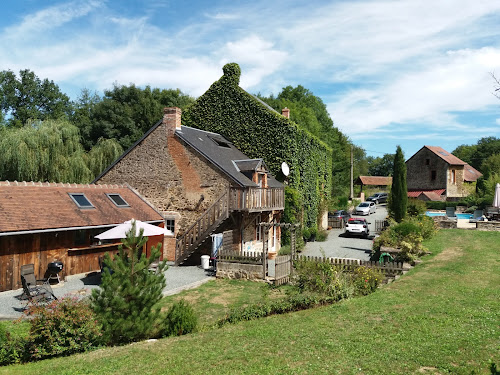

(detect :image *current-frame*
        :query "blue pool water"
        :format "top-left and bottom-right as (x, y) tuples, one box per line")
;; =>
(425, 212), (473, 219)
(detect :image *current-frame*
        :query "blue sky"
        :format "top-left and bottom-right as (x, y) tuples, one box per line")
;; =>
(1, 0), (500, 159)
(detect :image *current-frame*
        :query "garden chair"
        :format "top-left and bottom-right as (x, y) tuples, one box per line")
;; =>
(20, 263), (45, 288)
(469, 209), (484, 222)
(21, 275), (56, 305)
(445, 207), (456, 219)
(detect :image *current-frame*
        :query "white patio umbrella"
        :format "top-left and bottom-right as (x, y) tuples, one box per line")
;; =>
(95, 219), (173, 240)
(493, 183), (500, 208)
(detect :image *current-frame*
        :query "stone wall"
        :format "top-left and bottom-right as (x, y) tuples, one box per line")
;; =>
(97, 120), (231, 234)
(407, 148), (449, 192)
(476, 221), (500, 231)
(216, 261), (263, 280)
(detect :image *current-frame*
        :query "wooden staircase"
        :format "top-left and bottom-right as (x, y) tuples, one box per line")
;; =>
(175, 190), (230, 265)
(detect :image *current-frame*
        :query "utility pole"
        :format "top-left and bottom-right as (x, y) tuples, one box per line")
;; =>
(350, 145), (354, 200)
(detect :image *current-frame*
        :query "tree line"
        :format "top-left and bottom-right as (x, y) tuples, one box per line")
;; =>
(0, 68), (390, 190)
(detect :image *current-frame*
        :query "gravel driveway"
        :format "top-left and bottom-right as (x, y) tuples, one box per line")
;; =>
(301, 205), (388, 260)
(0, 263), (213, 320)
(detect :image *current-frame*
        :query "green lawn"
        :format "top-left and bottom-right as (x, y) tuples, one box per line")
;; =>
(2, 229), (499, 374)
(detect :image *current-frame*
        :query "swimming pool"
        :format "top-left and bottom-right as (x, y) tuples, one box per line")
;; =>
(425, 211), (473, 219)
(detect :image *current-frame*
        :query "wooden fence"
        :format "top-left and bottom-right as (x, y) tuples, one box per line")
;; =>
(328, 218), (345, 229)
(217, 250), (264, 264)
(270, 254), (410, 285)
(274, 255), (293, 286)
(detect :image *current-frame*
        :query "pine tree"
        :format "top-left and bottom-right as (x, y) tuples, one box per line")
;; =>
(91, 221), (168, 344)
(390, 146), (408, 222)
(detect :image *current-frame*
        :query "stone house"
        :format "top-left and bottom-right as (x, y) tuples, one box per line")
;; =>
(94, 107), (284, 265)
(0, 181), (165, 292)
(406, 146), (482, 201)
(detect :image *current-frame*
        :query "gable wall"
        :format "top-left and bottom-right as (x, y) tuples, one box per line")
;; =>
(96, 122), (231, 241)
(406, 148), (449, 191)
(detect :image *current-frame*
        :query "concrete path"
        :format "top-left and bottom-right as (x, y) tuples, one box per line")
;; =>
(0, 263), (214, 320)
(301, 205), (389, 261)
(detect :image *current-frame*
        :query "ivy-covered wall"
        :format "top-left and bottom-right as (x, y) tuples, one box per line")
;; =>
(183, 63), (332, 228)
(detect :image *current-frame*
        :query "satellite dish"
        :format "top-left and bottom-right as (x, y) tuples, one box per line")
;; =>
(281, 162), (290, 177)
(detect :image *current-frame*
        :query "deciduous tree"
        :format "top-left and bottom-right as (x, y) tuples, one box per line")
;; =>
(0, 69), (71, 127)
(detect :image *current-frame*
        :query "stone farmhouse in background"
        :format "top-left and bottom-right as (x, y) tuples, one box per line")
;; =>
(406, 146), (482, 201)
(94, 107), (284, 265)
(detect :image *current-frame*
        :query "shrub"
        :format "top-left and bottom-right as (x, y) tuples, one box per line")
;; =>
(293, 259), (354, 299)
(217, 293), (336, 327)
(316, 230), (328, 242)
(91, 221), (168, 345)
(302, 228), (311, 241)
(25, 297), (102, 360)
(278, 245), (291, 255)
(352, 266), (384, 296)
(0, 334), (26, 366)
(162, 300), (198, 337)
(407, 199), (427, 216)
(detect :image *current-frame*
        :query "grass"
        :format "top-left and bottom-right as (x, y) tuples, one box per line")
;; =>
(1, 229), (499, 374)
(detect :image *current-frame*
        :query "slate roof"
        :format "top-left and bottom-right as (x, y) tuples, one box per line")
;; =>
(0, 182), (164, 235)
(356, 176), (393, 186)
(176, 126), (282, 188)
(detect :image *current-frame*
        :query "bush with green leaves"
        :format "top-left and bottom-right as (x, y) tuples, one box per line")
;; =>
(293, 259), (354, 299)
(217, 293), (336, 327)
(162, 300), (198, 337)
(372, 215), (437, 262)
(91, 221), (168, 345)
(0, 332), (25, 366)
(407, 198), (427, 216)
(316, 229), (328, 242)
(25, 297), (102, 360)
(351, 266), (384, 296)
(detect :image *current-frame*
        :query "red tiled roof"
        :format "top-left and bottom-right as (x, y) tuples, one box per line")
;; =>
(463, 164), (482, 182)
(407, 189), (446, 200)
(425, 146), (466, 165)
(356, 176), (392, 186)
(0, 182), (163, 234)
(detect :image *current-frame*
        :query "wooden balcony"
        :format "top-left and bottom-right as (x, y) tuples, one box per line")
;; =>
(229, 187), (284, 212)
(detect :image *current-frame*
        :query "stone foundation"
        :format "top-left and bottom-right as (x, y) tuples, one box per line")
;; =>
(216, 261), (263, 280)
(476, 221), (500, 231)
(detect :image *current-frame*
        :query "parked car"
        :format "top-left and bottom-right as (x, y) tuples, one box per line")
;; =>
(366, 192), (388, 204)
(345, 218), (370, 237)
(355, 201), (376, 215)
(328, 210), (351, 223)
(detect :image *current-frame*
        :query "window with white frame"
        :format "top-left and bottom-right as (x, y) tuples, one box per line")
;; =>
(165, 219), (175, 233)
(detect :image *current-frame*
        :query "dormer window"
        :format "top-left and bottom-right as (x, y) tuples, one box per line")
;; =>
(107, 193), (129, 207)
(69, 193), (94, 209)
(210, 137), (231, 148)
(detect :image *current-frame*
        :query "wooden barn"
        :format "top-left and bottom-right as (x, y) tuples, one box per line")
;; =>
(0, 181), (167, 292)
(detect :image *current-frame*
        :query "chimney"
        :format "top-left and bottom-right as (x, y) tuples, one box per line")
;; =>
(163, 107), (182, 137)
(282, 107), (290, 119)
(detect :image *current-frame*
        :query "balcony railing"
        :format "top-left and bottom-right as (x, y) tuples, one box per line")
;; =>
(229, 187), (284, 212)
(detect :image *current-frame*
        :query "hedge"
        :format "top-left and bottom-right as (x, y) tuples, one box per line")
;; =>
(183, 63), (332, 227)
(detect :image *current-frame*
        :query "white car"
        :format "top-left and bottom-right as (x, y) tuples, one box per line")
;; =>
(345, 218), (370, 238)
(355, 201), (376, 216)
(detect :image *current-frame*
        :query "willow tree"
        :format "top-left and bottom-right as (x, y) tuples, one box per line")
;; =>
(0, 119), (122, 183)
(389, 146), (407, 222)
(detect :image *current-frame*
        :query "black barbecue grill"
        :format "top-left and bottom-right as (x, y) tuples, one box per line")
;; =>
(47, 261), (64, 283)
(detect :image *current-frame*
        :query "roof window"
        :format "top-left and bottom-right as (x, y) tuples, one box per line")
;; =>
(69, 193), (94, 209)
(107, 193), (129, 207)
(211, 137), (231, 148)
